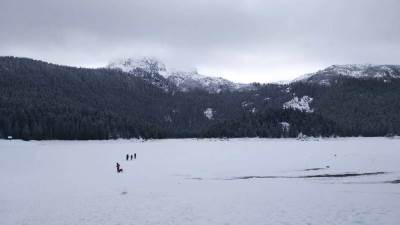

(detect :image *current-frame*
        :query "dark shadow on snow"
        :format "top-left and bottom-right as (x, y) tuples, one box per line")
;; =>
(185, 177), (203, 180)
(385, 179), (400, 184)
(300, 172), (386, 178)
(302, 167), (328, 172)
(227, 172), (387, 180)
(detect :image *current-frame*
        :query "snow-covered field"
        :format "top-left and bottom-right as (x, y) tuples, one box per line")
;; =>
(1, 138), (399, 225)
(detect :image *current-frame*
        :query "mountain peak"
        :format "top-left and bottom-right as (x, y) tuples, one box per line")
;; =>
(293, 64), (400, 85)
(107, 57), (252, 93)
(108, 57), (167, 76)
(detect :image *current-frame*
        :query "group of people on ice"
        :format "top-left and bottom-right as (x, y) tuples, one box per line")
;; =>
(116, 153), (137, 173)
(126, 153), (136, 161)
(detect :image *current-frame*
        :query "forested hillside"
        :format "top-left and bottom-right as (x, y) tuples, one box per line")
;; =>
(1, 57), (399, 140)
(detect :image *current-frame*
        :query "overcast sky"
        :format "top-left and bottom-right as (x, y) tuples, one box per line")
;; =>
(1, 0), (399, 83)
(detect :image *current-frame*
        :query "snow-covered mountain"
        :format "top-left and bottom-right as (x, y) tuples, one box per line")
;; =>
(108, 57), (172, 91)
(107, 57), (252, 93)
(167, 70), (252, 93)
(293, 64), (400, 85)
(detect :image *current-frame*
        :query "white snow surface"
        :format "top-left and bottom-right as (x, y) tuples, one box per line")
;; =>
(283, 95), (314, 113)
(1, 138), (400, 225)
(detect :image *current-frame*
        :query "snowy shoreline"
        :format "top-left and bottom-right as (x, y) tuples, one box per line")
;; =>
(2, 136), (400, 143)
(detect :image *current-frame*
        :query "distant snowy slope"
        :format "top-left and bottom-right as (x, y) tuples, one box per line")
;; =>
(293, 64), (400, 85)
(167, 69), (251, 93)
(108, 57), (253, 93)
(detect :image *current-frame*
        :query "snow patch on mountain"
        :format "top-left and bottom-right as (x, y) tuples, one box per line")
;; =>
(280, 122), (290, 132)
(283, 96), (313, 113)
(164, 115), (172, 123)
(241, 101), (253, 108)
(204, 108), (214, 120)
(241, 101), (257, 113)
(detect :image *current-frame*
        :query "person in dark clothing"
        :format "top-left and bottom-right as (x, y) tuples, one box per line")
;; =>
(134, 153), (137, 159)
(126, 154), (129, 161)
(130, 154), (133, 160)
(116, 162), (121, 173)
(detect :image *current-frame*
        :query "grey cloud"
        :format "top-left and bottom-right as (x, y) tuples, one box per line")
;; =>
(1, 0), (399, 82)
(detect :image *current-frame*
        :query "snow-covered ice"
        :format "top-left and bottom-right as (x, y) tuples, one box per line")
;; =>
(1, 138), (400, 225)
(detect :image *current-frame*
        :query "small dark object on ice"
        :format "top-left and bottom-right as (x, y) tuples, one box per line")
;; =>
(388, 179), (400, 184)
(326, 165), (330, 168)
(130, 154), (133, 160)
(304, 168), (325, 171)
(116, 162), (123, 173)
(126, 154), (129, 161)
(134, 153), (137, 159)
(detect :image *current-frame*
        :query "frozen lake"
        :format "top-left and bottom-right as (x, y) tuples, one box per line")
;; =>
(1, 138), (400, 225)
